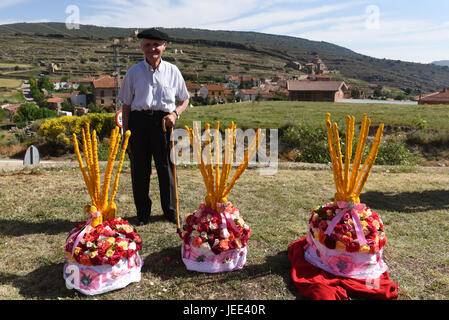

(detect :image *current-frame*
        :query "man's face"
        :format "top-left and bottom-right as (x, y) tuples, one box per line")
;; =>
(141, 38), (166, 65)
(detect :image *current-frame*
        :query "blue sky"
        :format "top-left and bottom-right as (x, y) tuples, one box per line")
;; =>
(1, 0), (449, 63)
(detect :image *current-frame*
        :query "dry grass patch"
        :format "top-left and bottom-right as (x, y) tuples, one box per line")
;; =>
(0, 165), (448, 300)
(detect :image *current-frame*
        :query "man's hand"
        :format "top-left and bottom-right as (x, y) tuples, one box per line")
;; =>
(163, 112), (177, 129)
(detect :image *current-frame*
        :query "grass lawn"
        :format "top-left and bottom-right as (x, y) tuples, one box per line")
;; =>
(0, 78), (22, 89)
(177, 101), (449, 130)
(0, 164), (448, 300)
(0, 63), (33, 69)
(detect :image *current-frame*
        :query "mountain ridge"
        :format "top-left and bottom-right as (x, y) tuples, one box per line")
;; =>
(1, 22), (449, 93)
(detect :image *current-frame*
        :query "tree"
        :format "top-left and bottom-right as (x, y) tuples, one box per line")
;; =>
(351, 88), (361, 99)
(88, 102), (106, 113)
(37, 75), (54, 91)
(78, 83), (89, 95)
(61, 101), (74, 113)
(13, 103), (57, 123)
(28, 77), (37, 88)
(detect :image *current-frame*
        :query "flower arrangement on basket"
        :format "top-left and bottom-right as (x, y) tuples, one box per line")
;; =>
(63, 123), (143, 295)
(304, 113), (388, 279)
(180, 121), (263, 273)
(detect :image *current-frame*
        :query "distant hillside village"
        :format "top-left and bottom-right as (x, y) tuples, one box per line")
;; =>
(2, 32), (449, 120)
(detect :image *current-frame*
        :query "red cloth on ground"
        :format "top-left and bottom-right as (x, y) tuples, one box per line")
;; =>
(288, 237), (399, 300)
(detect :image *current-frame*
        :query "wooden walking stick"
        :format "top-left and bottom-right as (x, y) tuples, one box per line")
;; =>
(162, 118), (181, 234)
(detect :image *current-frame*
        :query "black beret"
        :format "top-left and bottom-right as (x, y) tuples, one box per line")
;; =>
(137, 28), (169, 41)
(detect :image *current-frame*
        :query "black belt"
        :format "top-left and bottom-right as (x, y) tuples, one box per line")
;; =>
(132, 109), (169, 116)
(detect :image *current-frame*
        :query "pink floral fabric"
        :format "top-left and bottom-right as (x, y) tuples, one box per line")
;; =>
(304, 233), (387, 279)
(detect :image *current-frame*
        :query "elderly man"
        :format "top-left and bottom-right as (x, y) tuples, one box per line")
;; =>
(118, 28), (190, 226)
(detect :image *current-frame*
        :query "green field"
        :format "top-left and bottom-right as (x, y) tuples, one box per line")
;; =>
(0, 164), (448, 300)
(0, 78), (22, 89)
(177, 101), (449, 130)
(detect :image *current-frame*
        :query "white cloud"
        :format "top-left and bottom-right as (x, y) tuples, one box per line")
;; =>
(80, 0), (360, 31)
(0, 0), (28, 9)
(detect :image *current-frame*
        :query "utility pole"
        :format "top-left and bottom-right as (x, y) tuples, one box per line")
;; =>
(112, 43), (122, 113)
(112, 43), (123, 135)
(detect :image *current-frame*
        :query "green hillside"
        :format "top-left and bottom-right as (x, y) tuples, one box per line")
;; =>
(1, 22), (449, 92)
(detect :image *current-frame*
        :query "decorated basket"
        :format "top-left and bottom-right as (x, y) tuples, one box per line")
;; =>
(180, 121), (263, 273)
(304, 114), (388, 279)
(63, 124), (143, 295)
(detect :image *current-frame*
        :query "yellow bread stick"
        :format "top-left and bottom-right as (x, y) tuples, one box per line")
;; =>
(103, 201), (117, 221)
(73, 133), (96, 206)
(193, 122), (212, 202)
(189, 124), (210, 196)
(81, 126), (94, 199)
(224, 126), (236, 194)
(106, 130), (131, 218)
(100, 127), (121, 212)
(90, 205), (102, 227)
(91, 130), (101, 205)
(99, 126), (117, 210)
(326, 114), (383, 204)
(355, 124), (384, 197)
(348, 114), (370, 196)
(325, 114), (341, 199)
(343, 116), (354, 194)
(217, 127), (232, 203)
(223, 129), (264, 199)
(204, 124), (214, 208)
(214, 121), (220, 206)
(332, 123), (344, 195)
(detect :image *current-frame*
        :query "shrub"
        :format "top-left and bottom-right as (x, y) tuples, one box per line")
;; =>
(280, 124), (417, 166)
(280, 124), (330, 163)
(375, 134), (418, 165)
(38, 113), (115, 146)
(406, 129), (449, 147)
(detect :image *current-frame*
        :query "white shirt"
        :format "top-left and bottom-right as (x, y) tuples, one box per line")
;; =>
(118, 59), (189, 112)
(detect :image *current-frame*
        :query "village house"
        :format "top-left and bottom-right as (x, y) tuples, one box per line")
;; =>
(236, 89), (259, 102)
(287, 80), (348, 102)
(74, 105), (88, 116)
(186, 82), (201, 99)
(92, 75), (123, 112)
(285, 61), (302, 70)
(258, 89), (278, 101)
(419, 88), (449, 104)
(46, 97), (64, 112)
(224, 75), (241, 88)
(1, 103), (21, 116)
(68, 77), (95, 90)
(199, 84), (225, 102)
(51, 93), (71, 99)
(307, 74), (330, 81)
(50, 79), (69, 90)
(71, 90), (87, 108)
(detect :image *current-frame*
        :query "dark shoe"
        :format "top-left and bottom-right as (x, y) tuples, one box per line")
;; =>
(164, 214), (178, 224)
(137, 220), (149, 226)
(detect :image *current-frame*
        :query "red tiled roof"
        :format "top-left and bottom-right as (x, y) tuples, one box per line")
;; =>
(69, 77), (95, 83)
(93, 76), (123, 88)
(205, 84), (224, 91)
(47, 97), (64, 103)
(186, 82), (200, 90)
(287, 80), (347, 91)
(1, 104), (21, 114)
(419, 88), (449, 102)
(239, 89), (259, 95)
(51, 93), (71, 98)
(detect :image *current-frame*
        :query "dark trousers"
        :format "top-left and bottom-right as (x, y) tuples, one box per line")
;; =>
(128, 110), (175, 222)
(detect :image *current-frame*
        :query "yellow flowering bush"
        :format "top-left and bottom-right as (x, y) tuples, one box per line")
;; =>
(38, 113), (115, 145)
